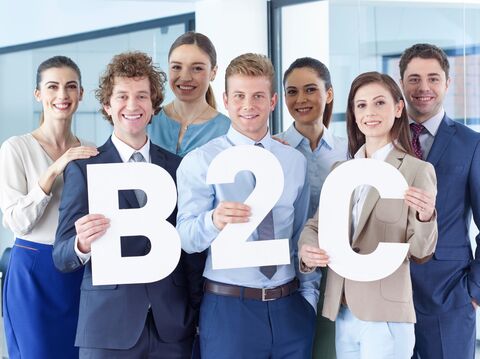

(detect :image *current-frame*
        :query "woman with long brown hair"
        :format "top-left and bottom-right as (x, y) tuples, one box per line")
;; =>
(298, 72), (438, 359)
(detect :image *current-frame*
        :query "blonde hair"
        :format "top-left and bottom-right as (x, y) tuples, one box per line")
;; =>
(225, 53), (275, 94)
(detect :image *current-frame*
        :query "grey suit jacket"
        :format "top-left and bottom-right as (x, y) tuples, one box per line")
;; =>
(299, 147), (438, 323)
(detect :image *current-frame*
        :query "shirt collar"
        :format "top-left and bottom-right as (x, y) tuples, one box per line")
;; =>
(409, 107), (444, 136)
(283, 124), (335, 151)
(354, 142), (394, 161)
(226, 126), (273, 150)
(111, 132), (151, 163)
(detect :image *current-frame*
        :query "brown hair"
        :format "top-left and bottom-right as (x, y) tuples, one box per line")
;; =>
(283, 57), (333, 127)
(225, 53), (275, 94)
(346, 71), (414, 158)
(169, 31), (217, 109)
(399, 43), (450, 80)
(36, 55), (82, 125)
(95, 51), (166, 124)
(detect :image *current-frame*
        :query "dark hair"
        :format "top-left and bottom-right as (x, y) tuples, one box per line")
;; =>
(169, 31), (217, 109)
(346, 71), (414, 158)
(36, 55), (82, 90)
(36, 56), (82, 124)
(399, 43), (450, 79)
(225, 53), (275, 94)
(283, 57), (333, 127)
(95, 51), (166, 125)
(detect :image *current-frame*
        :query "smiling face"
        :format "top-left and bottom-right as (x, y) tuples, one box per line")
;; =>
(104, 76), (154, 149)
(353, 82), (404, 147)
(223, 74), (277, 142)
(168, 44), (216, 103)
(401, 57), (449, 123)
(284, 67), (332, 126)
(34, 66), (83, 122)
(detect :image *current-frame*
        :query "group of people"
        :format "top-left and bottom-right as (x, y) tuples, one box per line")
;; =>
(0, 31), (478, 359)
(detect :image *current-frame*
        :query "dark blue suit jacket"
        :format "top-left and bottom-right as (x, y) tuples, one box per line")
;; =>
(411, 115), (480, 315)
(53, 137), (205, 350)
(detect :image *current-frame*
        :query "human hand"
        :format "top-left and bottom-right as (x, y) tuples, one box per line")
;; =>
(75, 214), (110, 253)
(51, 146), (98, 177)
(404, 186), (435, 222)
(271, 136), (290, 146)
(299, 244), (329, 268)
(212, 201), (250, 230)
(472, 299), (478, 310)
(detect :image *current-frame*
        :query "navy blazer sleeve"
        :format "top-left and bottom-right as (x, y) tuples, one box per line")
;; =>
(467, 140), (480, 302)
(53, 160), (88, 273)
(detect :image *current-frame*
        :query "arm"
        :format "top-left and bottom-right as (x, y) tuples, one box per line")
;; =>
(467, 140), (480, 303)
(53, 161), (91, 272)
(293, 173), (320, 309)
(176, 151), (250, 253)
(0, 138), (52, 235)
(406, 161), (438, 261)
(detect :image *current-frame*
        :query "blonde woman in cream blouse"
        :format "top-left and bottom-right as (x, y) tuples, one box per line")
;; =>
(0, 56), (97, 359)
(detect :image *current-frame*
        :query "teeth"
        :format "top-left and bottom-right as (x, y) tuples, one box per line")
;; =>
(365, 121), (380, 125)
(54, 103), (69, 109)
(179, 85), (194, 90)
(415, 96), (433, 102)
(296, 108), (311, 113)
(123, 114), (142, 120)
(242, 115), (257, 119)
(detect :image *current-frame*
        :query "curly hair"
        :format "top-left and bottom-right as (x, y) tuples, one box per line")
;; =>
(95, 51), (166, 124)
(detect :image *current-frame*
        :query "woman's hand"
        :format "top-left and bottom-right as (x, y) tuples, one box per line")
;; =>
(404, 186), (435, 222)
(299, 244), (329, 268)
(50, 146), (98, 177)
(39, 146), (98, 194)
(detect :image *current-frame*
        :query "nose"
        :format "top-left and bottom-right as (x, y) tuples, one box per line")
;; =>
(58, 86), (68, 99)
(126, 97), (138, 110)
(297, 92), (307, 104)
(418, 78), (430, 92)
(242, 96), (254, 110)
(179, 67), (193, 81)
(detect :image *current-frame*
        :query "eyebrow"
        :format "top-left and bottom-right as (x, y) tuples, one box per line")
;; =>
(45, 80), (79, 85)
(170, 61), (208, 66)
(407, 73), (441, 78)
(355, 95), (385, 103)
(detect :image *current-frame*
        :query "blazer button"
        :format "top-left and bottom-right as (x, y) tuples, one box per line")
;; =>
(352, 247), (360, 253)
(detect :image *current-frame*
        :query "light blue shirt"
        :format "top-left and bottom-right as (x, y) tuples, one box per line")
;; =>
(276, 124), (348, 218)
(176, 126), (319, 308)
(148, 109), (231, 157)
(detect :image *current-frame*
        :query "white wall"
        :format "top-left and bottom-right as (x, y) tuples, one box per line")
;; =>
(195, 0), (269, 114)
(0, 0), (195, 48)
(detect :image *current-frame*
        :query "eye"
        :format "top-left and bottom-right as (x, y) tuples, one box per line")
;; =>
(305, 87), (317, 94)
(193, 66), (205, 72)
(356, 103), (366, 109)
(47, 84), (58, 90)
(375, 100), (385, 106)
(234, 93), (244, 99)
(285, 89), (297, 96)
(170, 65), (181, 71)
(254, 94), (265, 99)
(408, 78), (419, 84)
(429, 77), (440, 83)
(67, 84), (78, 90)
(117, 95), (127, 100)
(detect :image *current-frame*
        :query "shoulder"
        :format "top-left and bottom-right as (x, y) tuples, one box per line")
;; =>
(271, 140), (307, 166)
(179, 136), (227, 170)
(151, 142), (182, 166)
(445, 116), (480, 142)
(1, 134), (33, 152)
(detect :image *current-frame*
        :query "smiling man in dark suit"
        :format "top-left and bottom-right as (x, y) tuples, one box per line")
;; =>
(53, 52), (203, 358)
(400, 43), (480, 359)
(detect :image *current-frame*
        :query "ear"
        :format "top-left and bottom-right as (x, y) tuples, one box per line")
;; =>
(79, 86), (84, 101)
(270, 93), (278, 111)
(34, 88), (41, 102)
(223, 91), (228, 109)
(395, 99), (405, 118)
(445, 76), (451, 91)
(103, 103), (112, 117)
(210, 65), (218, 82)
(326, 87), (334, 104)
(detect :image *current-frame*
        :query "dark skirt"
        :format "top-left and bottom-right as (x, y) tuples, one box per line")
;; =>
(3, 238), (83, 359)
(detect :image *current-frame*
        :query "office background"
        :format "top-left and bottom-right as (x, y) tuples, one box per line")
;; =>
(0, 0), (479, 353)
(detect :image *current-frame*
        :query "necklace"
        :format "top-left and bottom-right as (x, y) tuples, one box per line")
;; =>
(172, 102), (211, 131)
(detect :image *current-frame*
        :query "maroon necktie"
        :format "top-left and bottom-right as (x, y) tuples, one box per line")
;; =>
(410, 123), (425, 159)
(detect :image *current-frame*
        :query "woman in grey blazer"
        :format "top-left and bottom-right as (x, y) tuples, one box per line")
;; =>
(298, 72), (438, 359)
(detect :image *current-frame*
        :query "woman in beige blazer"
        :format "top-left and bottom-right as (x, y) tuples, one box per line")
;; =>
(298, 72), (438, 359)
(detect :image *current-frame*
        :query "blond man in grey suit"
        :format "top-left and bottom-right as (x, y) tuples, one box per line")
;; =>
(299, 72), (438, 359)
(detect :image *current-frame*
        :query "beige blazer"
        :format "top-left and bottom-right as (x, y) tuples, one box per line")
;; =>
(299, 146), (438, 323)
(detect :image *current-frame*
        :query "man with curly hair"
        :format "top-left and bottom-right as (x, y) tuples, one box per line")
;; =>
(53, 51), (204, 358)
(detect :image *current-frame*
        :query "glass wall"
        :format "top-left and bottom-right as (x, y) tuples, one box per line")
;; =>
(0, 16), (192, 252)
(274, 0), (480, 136)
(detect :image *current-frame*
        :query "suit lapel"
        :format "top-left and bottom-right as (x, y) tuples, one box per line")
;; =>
(426, 115), (456, 166)
(352, 148), (405, 245)
(100, 137), (139, 209)
(150, 142), (166, 168)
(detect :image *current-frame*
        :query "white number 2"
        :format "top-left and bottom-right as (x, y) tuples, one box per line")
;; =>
(206, 145), (291, 270)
